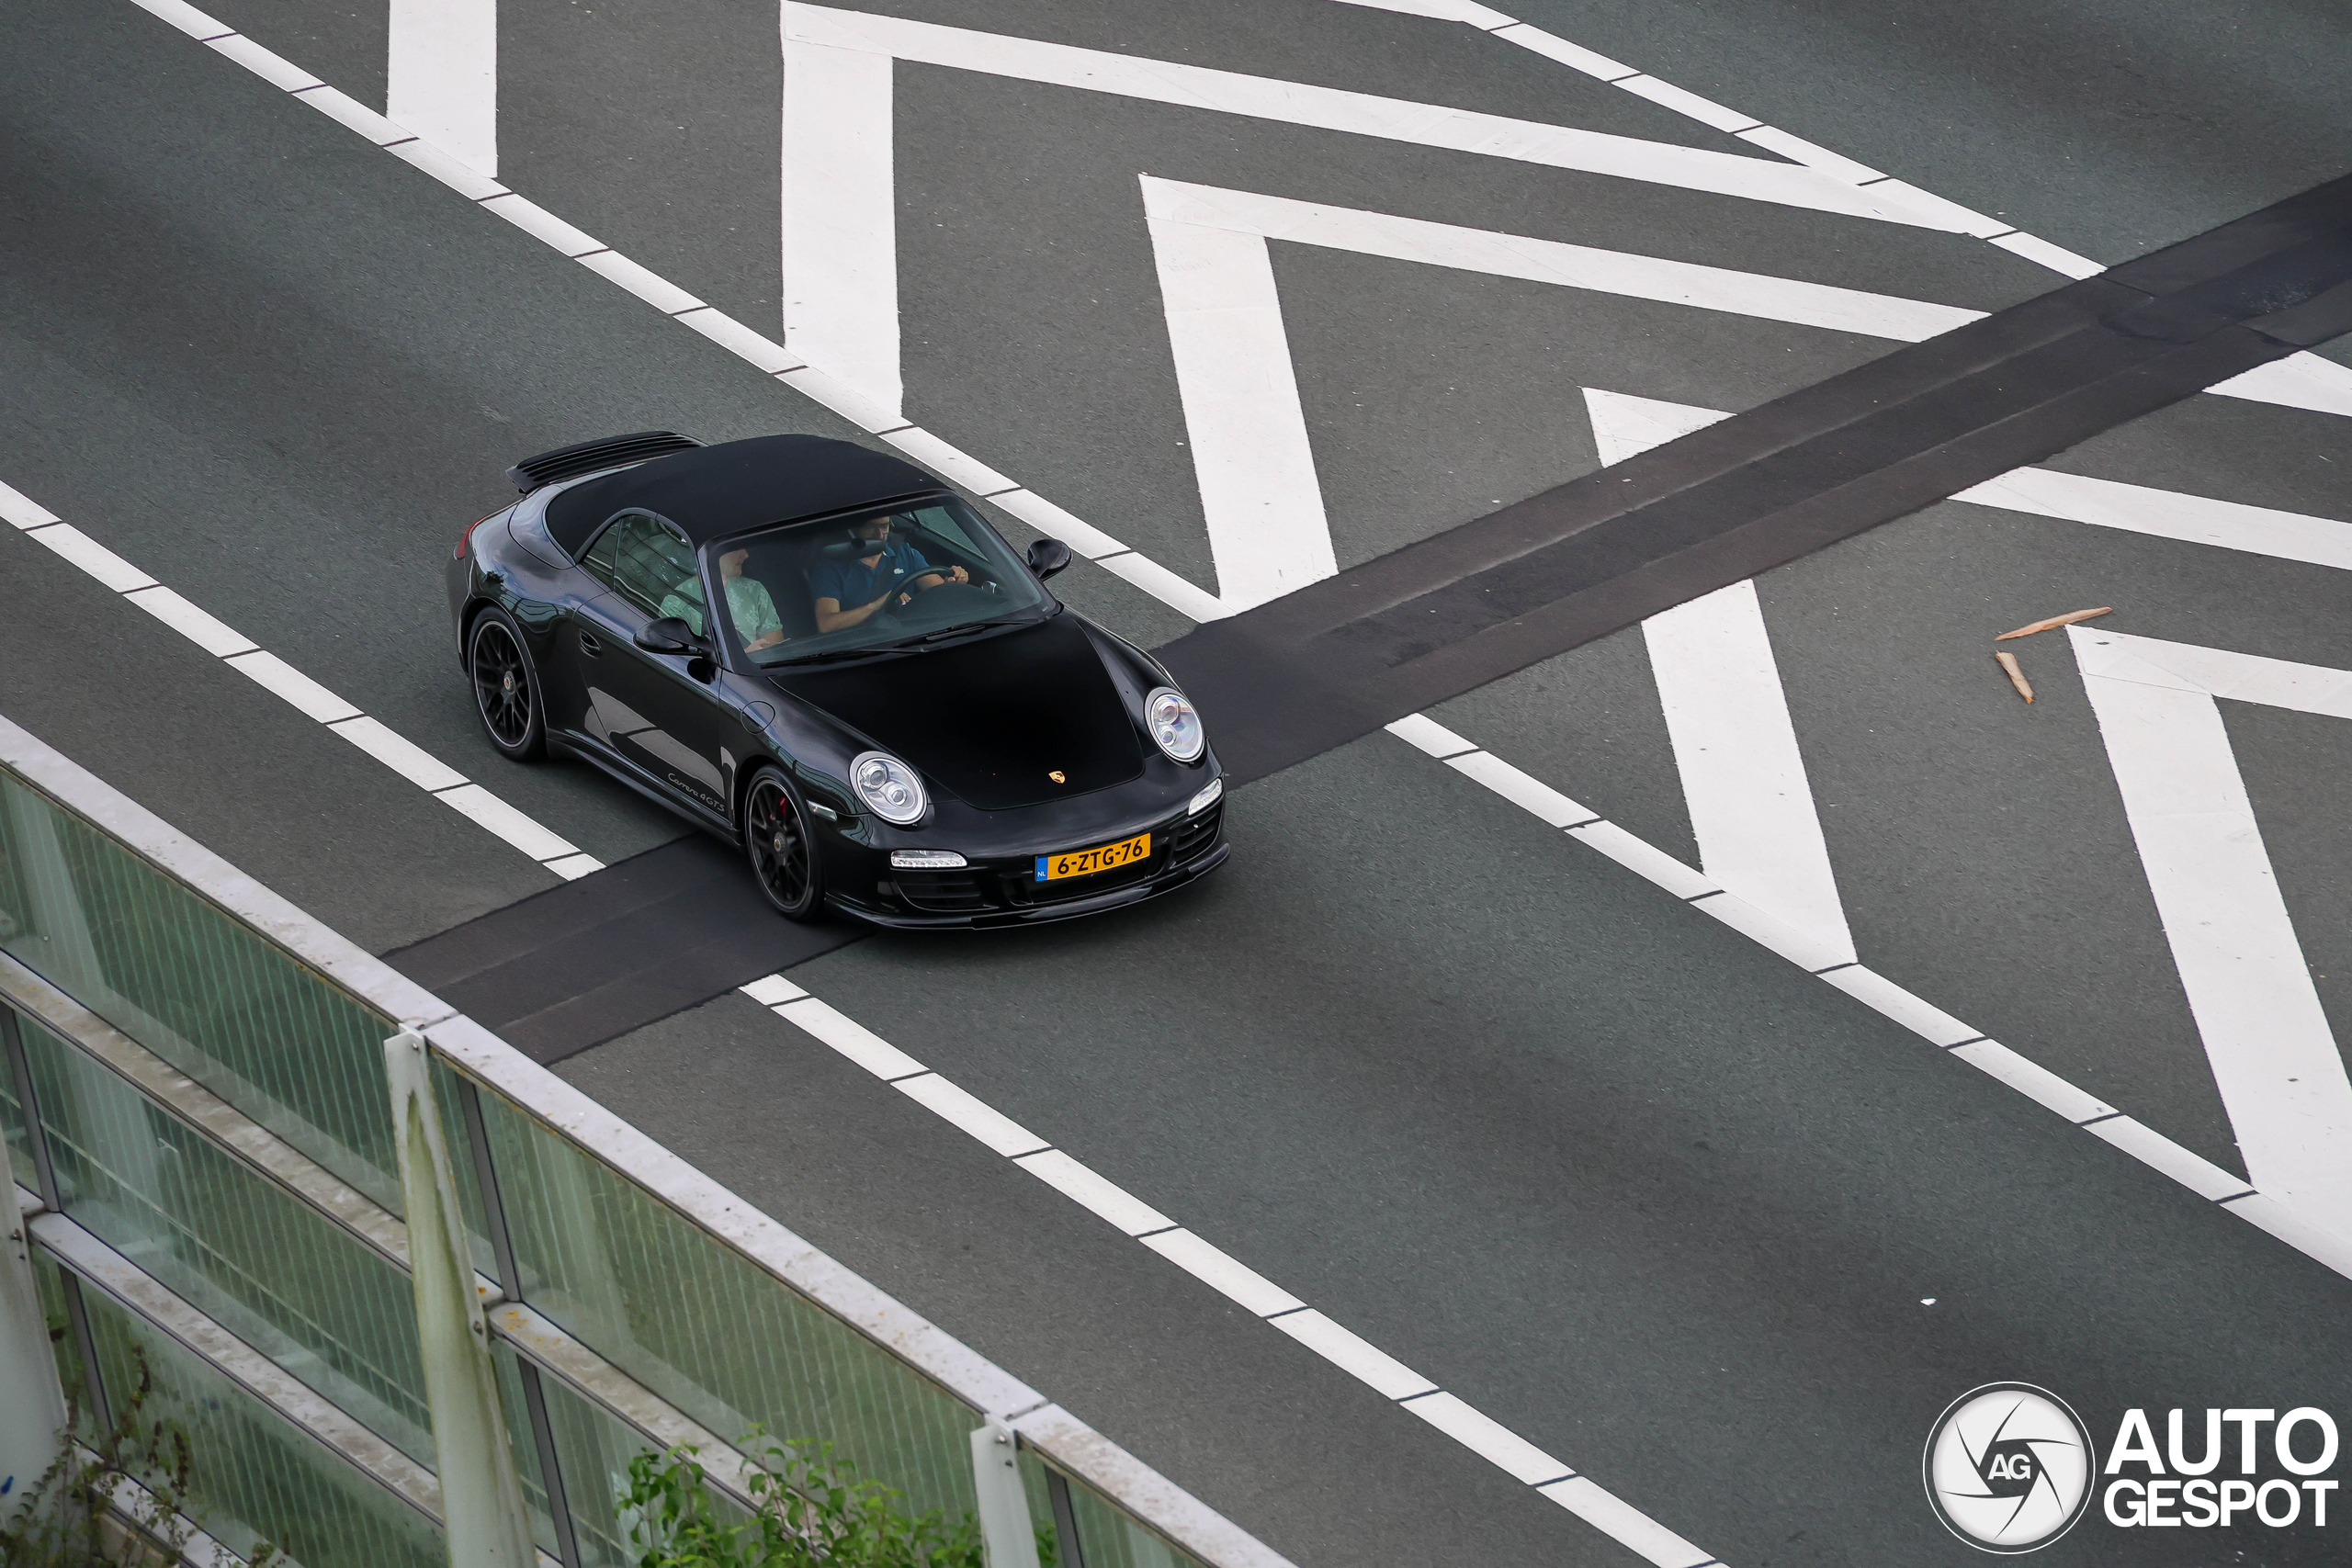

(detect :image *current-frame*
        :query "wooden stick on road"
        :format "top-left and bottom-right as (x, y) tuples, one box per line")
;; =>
(1996, 605), (2112, 640)
(1995, 650), (2035, 703)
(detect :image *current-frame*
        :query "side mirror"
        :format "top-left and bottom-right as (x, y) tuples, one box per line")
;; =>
(635, 616), (701, 655)
(1026, 538), (1072, 581)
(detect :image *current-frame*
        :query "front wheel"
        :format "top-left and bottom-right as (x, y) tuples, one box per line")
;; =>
(468, 606), (546, 760)
(743, 767), (823, 920)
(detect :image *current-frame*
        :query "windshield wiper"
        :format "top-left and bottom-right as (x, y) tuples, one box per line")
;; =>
(876, 615), (1035, 651)
(770, 615), (1035, 667)
(768, 646), (903, 667)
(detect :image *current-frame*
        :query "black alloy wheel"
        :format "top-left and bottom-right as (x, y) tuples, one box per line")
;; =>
(744, 767), (822, 919)
(468, 607), (545, 760)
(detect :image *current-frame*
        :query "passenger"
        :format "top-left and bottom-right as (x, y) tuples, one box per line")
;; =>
(652, 550), (786, 652)
(809, 513), (967, 634)
(717, 548), (787, 651)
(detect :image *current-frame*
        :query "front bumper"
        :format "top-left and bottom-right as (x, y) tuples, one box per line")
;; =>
(826, 801), (1229, 930)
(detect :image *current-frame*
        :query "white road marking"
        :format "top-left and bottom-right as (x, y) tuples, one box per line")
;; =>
(576, 252), (706, 316)
(121, 585), (258, 657)
(893, 1073), (1052, 1158)
(1332, 0), (2352, 418)
(385, 125), (505, 201)
(770, 996), (926, 1077)
(1011, 1150), (1175, 1235)
(1956, 468), (2352, 570)
(222, 649), (364, 724)
(1685, 888), (1852, 974)
(743, 976), (1722, 1568)
(784, 3), (1957, 231)
(1561, 818), (1721, 902)
(1588, 391), (2352, 573)
(1445, 750), (1599, 828)
(1, 473), (600, 880)
(1945, 1041), (2116, 1126)
(739, 974), (809, 1007)
(1269, 1312), (1439, 1400)
(1587, 389), (1857, 964)
(782, 35), (901, 417)
(1731, 126), (1881, 186)
(0, 479), (62, 529)
(1383, 712), (1478, 758)
(1402, 1392), (1570, 1483)
(26, 523), (160, 592)
(435, 784), (583, 863)
(1988, 231), (2104, 279)
(1136, 175), (1973, 604)
(209, 32), (322, 93)
(476, 193), (605, 259)
(2072, 628), (2352, 1235)
(1382, 714), (2352, 1280)
(1143, 178), (1978, 340)
(1815, 966), (1976, 1047)
(387, 0), (498, 178)
(1144, 208), (1336, 609)
(1542, 1476), (1724, 1567)
(324, 715), (469, 792)
(1138, 1230), (1306, 1317)
(1582, 386), (1724, 467)
(2204, 357), (2352, 421)
(1138, 180), (2350, 634)
(1613, 75), (1758, 134)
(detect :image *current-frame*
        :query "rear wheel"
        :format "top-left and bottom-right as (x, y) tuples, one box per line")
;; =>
(468, 607), (545, 760)
(744, 766), (822, 920)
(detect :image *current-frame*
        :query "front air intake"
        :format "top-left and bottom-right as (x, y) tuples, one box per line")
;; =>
(505, 431), (701, 493)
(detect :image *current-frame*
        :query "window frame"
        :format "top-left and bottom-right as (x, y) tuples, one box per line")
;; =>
(579, 510), (710, 633)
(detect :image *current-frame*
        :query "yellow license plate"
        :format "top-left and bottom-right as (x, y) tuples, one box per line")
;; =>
(1035, 830), (1151, 882)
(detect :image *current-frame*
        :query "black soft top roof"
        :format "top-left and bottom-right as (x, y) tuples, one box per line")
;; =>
(542, 434), (938, 558)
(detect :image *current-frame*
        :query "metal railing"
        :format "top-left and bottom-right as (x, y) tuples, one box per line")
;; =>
(0, 712), (1287, 1568)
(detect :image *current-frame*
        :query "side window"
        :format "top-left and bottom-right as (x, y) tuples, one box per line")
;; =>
(579, 512), (637, 589)
(583, 513), (707, 634)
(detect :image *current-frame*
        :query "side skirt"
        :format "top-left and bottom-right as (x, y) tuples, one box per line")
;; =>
(548, 730), (739, 843)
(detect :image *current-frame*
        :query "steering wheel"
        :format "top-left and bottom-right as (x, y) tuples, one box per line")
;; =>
(891, 570), (999, 615)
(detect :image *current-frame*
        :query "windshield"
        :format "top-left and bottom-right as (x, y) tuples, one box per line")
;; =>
(707, 497), (1056, 668)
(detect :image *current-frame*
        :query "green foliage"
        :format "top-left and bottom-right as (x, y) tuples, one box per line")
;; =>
(0, 1347), (279, 1568)
(617, 1433), (1056, 1568)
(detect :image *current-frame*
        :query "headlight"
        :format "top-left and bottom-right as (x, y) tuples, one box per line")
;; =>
(1145, 687), (1204, 762)
(1187, 777), (1223, 816)
(850, 751), (928, 825)
(889, 849), (967, 869)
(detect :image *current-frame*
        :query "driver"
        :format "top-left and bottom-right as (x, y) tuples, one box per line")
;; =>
(809, 513), (967, 633)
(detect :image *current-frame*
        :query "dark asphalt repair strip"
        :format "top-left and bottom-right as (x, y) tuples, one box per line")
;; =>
(1157, 173), (2352, 784)
(383, 833), (861, 1063)
(389, 176), (2352, 1059)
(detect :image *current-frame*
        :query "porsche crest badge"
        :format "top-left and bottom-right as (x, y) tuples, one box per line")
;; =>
(1048, 770), (1067, 783)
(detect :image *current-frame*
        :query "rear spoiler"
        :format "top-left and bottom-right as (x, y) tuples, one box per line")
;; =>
(506, 431), (700, 493)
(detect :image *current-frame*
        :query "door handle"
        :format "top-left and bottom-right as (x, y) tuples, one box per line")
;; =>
(578, 630), (603, 656)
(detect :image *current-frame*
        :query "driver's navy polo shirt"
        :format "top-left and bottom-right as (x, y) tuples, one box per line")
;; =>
(808, 542), (935, 610)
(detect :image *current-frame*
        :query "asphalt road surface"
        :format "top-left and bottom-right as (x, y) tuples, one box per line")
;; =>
(5, 3), (2350, 1564)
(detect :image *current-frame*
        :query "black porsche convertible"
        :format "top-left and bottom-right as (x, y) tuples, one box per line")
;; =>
(447, 431), (1227, 926)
